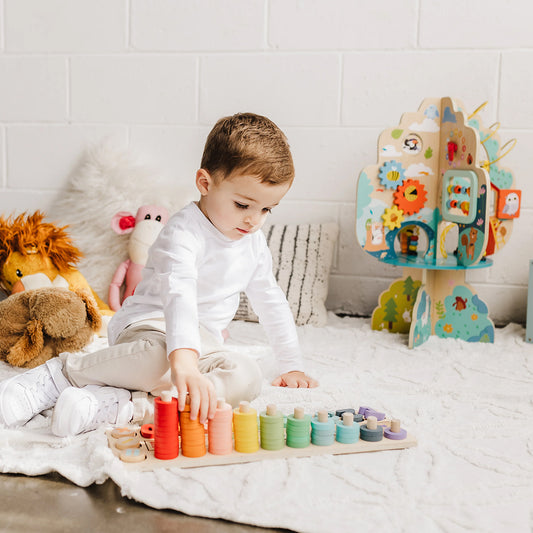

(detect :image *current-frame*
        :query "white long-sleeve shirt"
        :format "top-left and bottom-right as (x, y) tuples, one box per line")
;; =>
(108, 202), (303, 374)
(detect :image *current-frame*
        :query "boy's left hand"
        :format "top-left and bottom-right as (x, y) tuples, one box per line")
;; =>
(271, 371), (318, 388)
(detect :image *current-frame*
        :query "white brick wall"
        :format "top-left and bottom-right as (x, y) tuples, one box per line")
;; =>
(0, 0), (531, 325)
(5, 0), (127, 52)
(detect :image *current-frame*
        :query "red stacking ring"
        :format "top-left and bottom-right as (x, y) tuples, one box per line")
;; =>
(140, 424), (155, 439)
(154, 395), (179, 460)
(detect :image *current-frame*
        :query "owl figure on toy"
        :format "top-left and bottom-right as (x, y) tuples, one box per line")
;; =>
(108, 205), (169, 311)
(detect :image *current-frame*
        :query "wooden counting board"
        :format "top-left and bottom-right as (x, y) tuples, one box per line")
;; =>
(106, 407), (417, 471)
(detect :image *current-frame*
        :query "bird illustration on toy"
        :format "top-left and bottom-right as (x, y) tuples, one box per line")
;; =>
(502, 191), (520, 217)
(108, 205), (169, 311)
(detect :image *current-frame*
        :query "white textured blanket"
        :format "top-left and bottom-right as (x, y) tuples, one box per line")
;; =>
(1, 314), (532, 533)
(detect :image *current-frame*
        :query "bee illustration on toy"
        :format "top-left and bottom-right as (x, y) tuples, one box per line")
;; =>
(356, 97), (520, 347)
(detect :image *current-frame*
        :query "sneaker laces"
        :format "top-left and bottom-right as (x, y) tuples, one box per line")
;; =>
(91, 394), (119, 427)
(24, 368), (61, 412)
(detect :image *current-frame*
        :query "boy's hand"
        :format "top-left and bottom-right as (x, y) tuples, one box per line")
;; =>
(169, 348), (217, 424)
(271, 371), (318, 388)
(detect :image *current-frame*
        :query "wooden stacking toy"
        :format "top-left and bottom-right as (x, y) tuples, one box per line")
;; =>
(107, 398), (416, 471)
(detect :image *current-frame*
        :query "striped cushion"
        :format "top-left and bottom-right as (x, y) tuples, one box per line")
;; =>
(235, 223), (338, 326)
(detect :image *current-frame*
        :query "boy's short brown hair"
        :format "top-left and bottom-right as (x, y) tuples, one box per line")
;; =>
(200, 113), (294, 185)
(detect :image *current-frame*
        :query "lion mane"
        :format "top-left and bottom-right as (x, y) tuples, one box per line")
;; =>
(0, 211), (82, 272)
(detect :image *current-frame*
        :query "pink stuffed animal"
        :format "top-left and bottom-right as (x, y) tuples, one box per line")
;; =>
(108, 205), (169, 311)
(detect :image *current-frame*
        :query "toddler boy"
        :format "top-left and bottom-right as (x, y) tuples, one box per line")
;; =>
(0, 113), (318, 436)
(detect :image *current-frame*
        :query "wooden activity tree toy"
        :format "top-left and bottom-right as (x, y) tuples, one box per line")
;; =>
(356, 97), (520, 347)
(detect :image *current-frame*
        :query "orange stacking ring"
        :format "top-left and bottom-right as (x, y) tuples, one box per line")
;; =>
(179, 402), (207, 458)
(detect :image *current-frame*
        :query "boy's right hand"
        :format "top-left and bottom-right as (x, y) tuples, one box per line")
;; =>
(169, 348), (217, 424)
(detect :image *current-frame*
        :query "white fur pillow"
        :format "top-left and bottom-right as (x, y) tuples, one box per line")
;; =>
(47, 141), (195, 303)
(235, 223), (338, 326)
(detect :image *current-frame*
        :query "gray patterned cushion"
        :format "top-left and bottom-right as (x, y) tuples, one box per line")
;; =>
(235, 223), (338, 326)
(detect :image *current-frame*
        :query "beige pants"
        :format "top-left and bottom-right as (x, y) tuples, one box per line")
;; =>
(61, 325), (262, 423)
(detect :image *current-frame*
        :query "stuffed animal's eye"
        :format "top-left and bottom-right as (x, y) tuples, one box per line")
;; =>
(144, 214), (151, 220)
(16, 269), (22, 278)
(156, 215), (162, 222)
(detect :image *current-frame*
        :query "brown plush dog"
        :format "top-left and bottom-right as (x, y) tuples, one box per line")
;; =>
(0, 287), (102, 369)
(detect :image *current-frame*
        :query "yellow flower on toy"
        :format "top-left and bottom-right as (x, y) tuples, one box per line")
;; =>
(382, 205), (404, 230)
(443, 323), (453, 333)
(471, 314), (478, 321)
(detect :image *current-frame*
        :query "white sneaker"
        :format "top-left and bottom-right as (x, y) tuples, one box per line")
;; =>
(52, 385), (133, 437)
(0, 358), (71, 427)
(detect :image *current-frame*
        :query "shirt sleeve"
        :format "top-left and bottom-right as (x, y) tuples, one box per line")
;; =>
(245, 236), (304, 375)
(149, 221), (202, 358)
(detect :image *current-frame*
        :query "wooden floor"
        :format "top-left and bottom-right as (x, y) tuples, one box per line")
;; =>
(0, 473), (290, 533)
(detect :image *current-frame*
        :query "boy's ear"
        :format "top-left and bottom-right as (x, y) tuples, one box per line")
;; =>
(196, 169), (212, 196)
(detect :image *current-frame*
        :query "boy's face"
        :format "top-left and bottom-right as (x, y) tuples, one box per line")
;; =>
(196, 171), (290, 240)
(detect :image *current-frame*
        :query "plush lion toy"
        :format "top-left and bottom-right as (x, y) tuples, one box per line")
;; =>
(0, 211), (110, 313)
(0, 287), (102, 368)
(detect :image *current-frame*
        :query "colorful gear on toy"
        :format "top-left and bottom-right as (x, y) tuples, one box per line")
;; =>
(381, 205), (404, 230)
(378, 160), (406, 189)
(393, 179), (427, 215)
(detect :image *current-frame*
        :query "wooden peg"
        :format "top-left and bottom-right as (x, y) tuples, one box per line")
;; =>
(239, 401), (251, 413)
(384, 418), (407, 440)
(317, 409), (329, 423)
(391, 419), (401, 433)
(160, 390), (173, 403)
(342, 412), (354, 426)
(366, 416), (378, 430)
(293, 407), (305, 419)
(266, 404), (277, 416)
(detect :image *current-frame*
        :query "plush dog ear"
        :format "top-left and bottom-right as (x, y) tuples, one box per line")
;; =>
(28, 288), (85, 338)
(73, 288), (102, 333)
(6, 319), (44, 367)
